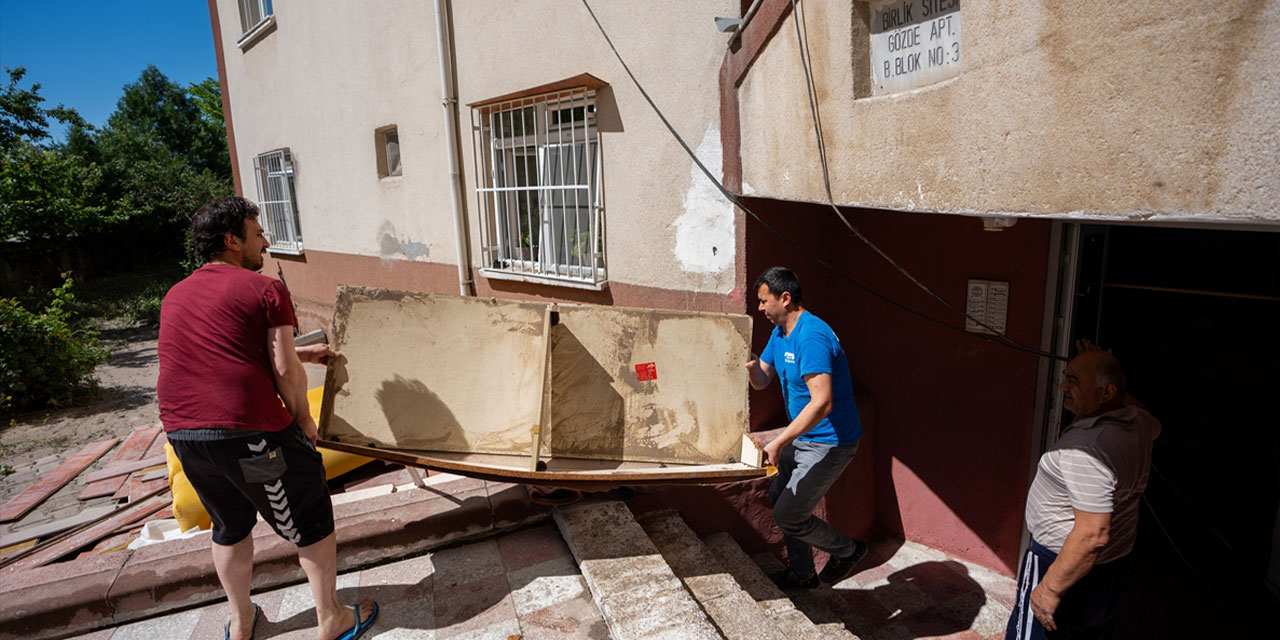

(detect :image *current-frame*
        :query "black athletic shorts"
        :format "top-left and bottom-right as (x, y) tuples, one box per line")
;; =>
(170, 423), (335, 547)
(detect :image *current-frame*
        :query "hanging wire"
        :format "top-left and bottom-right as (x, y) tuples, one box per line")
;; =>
(579, 0), (1061, 360)
(787, 0), (1046, 352)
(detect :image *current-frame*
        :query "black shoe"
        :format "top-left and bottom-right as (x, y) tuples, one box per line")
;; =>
(819, 539), (868, 584)
(770, 569), (819, 590)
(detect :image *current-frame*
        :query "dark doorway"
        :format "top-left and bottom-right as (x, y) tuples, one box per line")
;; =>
(1067, 224), (1280, 636)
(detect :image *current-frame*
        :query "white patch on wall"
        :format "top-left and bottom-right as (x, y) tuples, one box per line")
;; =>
(673, 125), (734, 275)
(377, 220), (430, 265)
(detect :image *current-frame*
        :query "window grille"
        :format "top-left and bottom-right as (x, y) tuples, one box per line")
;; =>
(252, 149), (303, 254)
(238, 0), (273, 35)
(471, 88), (606, 288)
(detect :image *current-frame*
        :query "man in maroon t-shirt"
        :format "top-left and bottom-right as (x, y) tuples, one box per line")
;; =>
(159, 197), (377, 640)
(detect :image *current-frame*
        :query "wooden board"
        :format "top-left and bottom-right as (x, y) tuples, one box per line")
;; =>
(548, 304), (751, 465)
(0, 490), (170, 572)
(80, 455), (166, 484)
(321, 440), (772, 491)
(317, 288), (759, 486)
(0, 439), (118, 522)
(79, 427), (161, 499)
(0, 505), (117, 548)
(321, 288), (548, 454)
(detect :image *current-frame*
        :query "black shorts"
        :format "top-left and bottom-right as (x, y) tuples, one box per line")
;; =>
(171, 424), (335, 547)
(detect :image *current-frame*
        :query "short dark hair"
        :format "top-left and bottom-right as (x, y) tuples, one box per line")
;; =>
(754, 266), (803, 304)
(191, 197), (260, 263)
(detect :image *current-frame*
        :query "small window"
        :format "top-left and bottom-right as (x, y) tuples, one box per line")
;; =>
(252, 149), (303, 254)
(238, 0), (274, 34)
(236, 0), (276, 49)
(470, 86), (605, 288)
(376, 126), (402, 178)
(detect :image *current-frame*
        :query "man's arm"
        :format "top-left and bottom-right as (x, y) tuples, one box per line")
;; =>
(296, 343), (341, 365)
(745, 353), (775, 390)
(267, 325), (318, 443)
(761, 372), (833, 465)
(1029, 509), (1111, 631)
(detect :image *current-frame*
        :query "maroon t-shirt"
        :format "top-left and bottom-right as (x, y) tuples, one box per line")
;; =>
(157, 263), (297, 433)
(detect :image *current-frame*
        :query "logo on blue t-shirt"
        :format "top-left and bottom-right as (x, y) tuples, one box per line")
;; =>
(784, 351), (796, 364)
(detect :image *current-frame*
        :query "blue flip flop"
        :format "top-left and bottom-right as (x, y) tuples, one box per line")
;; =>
(333, 601), (379, 640)
(225, 603), (261, 640)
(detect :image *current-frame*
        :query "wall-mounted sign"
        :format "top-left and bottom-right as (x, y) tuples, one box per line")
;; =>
(965, 279), (1008, 336)
(870, 0), (962, 95)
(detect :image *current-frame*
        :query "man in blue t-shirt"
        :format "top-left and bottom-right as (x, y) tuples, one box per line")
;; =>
(746, 266), (868, 589)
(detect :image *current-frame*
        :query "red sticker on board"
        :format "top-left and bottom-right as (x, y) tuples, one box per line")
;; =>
(635, 362), (657, 381)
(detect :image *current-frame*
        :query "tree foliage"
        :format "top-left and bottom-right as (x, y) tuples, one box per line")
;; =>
(1, 65), (233, 253)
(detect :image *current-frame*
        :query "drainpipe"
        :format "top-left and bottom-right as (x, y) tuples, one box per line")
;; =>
(435, 0), (473, 296)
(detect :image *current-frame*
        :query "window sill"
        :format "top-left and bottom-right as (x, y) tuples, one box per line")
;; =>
(267, 244), (303, 256)
(481, 268), (608, 291)
(237, 15), (277, 51)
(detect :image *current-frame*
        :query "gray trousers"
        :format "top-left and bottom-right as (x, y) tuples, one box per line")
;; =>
(769, 438), (859, 578)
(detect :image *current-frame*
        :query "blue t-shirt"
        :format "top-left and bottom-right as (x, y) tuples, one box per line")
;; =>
(760, 311), (861, 445)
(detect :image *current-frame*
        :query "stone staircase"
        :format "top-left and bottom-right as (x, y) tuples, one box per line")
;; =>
(554, 498), (864, 640)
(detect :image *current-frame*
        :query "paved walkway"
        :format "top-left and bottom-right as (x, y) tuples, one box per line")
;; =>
(72, 522), (605, 640)
(67, 525), (1016, 640)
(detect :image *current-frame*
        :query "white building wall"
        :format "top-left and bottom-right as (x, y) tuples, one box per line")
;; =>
(738, 0), (1280, 226)
(218, 0), (740, 294)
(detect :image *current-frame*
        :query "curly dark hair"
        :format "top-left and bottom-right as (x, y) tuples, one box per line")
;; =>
(190, 197), (260, 263)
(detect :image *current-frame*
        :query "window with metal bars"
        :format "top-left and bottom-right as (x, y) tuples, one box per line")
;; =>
(252, 149), (303, 254)
(471, 88), (606, 288)
(237, 0), (273, 35)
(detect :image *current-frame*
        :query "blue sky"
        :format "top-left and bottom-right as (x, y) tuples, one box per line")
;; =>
(0, 1), (219, 140)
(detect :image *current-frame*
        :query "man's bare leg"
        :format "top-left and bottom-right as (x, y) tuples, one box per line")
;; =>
(212, 536), (257, 640)
(297, 532), (374, 640)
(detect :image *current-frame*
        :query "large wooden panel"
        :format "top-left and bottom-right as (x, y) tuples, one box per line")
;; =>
(321, 287), (547, 454)
(548, 305), (751, 465)
(319, 288), (753, 472)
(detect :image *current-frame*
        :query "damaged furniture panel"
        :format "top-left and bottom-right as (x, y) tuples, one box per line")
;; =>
(319, 286), (769, 487)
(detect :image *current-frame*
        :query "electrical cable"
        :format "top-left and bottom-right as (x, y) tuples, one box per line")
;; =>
(1140, 495), (1231, 612)
(1149, 461), (1245, 560)
(787, 0), (1048, 353)
(579, 0), (1061, 360)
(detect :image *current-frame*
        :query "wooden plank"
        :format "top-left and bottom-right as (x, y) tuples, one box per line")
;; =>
(78, 427), (161, 499)
(319, 439), (771, 491)
(111, 473), (135, 500)
(0, 489), (170, 571)
(530, 305), (554, 471)
(127, 474), (168, 503)
(0, 439), (119, 522)
(81, 455), (167, 484)
(143, 429), (167, 458)
(0, 505), (117, 548)
(0, 539), (36, 559)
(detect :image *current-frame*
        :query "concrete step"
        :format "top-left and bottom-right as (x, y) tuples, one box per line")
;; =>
(636, 510), (788, 640)
(751, 551), (865, 640)
(553, 499), (721, 640)
(702, 532), (859, 640)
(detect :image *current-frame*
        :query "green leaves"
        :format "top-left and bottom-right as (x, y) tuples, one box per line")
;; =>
(0, 276), (109, 414)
